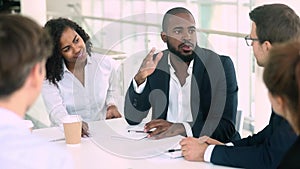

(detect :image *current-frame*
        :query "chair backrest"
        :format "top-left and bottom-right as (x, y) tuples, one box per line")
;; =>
(25, 94), (51, 129)
(235, 110), (244, 134)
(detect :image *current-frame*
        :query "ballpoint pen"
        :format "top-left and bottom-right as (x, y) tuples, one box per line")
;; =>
(166, 148), (181, 153)
(49, 138), (65, 142)
(127, 130), (153, 133)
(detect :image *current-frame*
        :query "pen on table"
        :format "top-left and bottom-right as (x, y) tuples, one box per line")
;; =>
(167, 148), (181, 153)
(49, 138), (65, 142)
(127, 130), (153, 133)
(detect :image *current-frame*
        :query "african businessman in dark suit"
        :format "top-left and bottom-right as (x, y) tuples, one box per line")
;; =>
(124, 7), (240, 143)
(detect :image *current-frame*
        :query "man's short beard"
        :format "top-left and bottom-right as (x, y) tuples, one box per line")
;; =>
(167, 42), (194, 62)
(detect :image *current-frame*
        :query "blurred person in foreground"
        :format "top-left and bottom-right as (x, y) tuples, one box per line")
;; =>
(264, 40), (300, 169)
(0, 14), (73, 169)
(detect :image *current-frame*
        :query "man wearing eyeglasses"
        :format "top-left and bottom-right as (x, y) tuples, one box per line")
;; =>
(180, 3), (300, 169)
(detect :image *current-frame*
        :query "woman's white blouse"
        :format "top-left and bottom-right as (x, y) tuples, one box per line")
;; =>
(42, 53), (119, 126)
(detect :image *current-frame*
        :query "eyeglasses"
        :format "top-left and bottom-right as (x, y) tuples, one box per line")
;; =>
(244, 35), (259, 46)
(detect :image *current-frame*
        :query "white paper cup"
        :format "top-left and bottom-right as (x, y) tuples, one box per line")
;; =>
(62, 115), (82, 145)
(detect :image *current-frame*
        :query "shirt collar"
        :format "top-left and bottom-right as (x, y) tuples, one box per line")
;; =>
(167, 53), (194, 74)
(0, 107), (24, 125)
(63, 55), (91, 73)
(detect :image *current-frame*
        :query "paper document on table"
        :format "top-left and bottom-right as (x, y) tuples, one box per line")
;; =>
(88, 119), (184, 159)
(115, 122), (148, 140)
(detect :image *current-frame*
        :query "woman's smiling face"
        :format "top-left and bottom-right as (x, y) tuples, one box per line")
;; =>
(60, 27), (87, 65)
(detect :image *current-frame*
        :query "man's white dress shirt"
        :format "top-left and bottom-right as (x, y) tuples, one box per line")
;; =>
(133, 54), (193, 136)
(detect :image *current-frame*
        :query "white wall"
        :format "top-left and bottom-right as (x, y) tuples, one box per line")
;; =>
(21, 0), (47, 25)
(46, 0), (81, 16)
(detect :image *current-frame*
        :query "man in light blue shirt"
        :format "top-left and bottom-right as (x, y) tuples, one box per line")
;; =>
(0, 14), (73, 169)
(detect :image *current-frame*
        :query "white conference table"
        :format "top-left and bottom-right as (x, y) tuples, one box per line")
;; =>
(33, 118), (240, 169)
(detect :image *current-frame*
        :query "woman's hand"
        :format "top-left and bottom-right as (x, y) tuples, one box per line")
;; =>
(106, 105), (122, 119)
(81, 121), (90, 137)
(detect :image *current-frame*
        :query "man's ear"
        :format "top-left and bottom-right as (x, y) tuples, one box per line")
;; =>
(29, 62), (44, 88)
(263, 40), (272, 52)
(161, 32), (167, 42)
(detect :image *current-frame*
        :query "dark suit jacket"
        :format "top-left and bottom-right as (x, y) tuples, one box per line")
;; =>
(124, 46), (240, 142)
(211, 112), (297, 169)
(277, 136), (300, 169)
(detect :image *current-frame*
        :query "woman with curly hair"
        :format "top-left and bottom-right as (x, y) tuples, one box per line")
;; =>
(42, 18), (121, 136)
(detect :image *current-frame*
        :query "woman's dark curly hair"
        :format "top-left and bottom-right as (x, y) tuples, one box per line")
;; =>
(44, 18), (92, 86)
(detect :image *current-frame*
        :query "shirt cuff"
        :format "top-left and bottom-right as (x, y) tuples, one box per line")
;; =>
(105, 97), (116, 106)
(204, 145), (215, 162)
(106, 103), (116, 110)
(182, 122), (193, 137)
(225, 142), (234, 146)
(132, 78), (147, 94)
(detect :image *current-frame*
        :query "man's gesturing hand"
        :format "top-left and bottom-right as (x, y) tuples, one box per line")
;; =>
(134, 48), (163, 86)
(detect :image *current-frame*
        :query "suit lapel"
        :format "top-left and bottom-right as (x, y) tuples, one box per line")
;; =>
(151, 50), (170, 91)
(149, 47), (207, 123)
(191, 47), (206, 123)
(148, 50), (170, 119)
